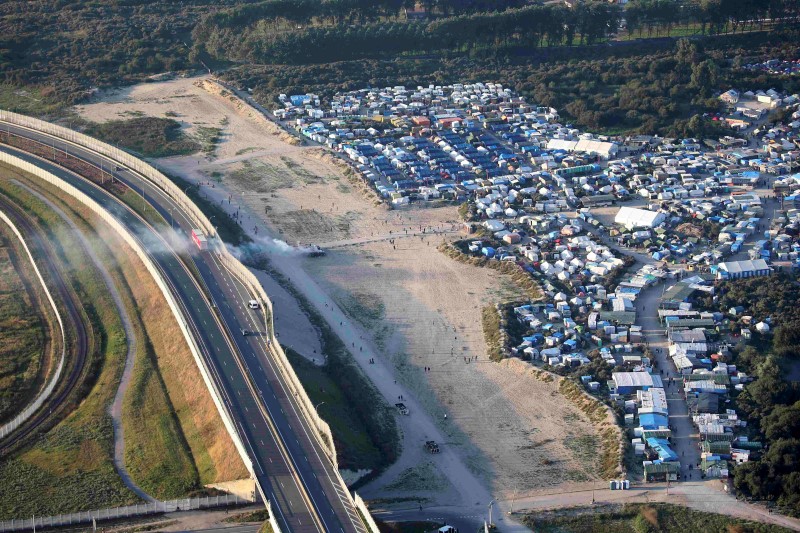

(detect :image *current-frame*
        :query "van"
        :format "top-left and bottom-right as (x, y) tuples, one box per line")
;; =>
(248, 300), (260, 310)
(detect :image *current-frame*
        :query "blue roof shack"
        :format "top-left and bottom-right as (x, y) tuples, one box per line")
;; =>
(646, 438), (679, 462)
(639, 412), (669, 430)
(290, 94), (313, 106)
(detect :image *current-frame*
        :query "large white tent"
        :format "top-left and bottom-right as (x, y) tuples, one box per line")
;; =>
(614, 206), (666, 229)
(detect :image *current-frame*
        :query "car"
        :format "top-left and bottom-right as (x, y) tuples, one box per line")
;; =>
(240, 329), (251, 337)
(248, 299), (260, 309)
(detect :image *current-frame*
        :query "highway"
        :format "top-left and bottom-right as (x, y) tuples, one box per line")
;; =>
(0, 125), (366, 533)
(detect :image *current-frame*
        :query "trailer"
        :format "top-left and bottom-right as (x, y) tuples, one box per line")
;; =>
(191, 228), (208, 251)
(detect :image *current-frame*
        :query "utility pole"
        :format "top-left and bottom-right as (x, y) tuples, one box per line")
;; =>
(508, 486), (518, 515)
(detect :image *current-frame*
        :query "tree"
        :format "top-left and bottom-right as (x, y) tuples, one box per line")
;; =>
(690, 59), (719, 97)
(761, 401), (800, 442)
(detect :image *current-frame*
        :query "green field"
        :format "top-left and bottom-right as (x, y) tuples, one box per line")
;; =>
(0, 231), (47, 425)
(83, 117), (200, 158)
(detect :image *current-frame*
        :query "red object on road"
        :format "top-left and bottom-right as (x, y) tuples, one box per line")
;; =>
(191, 228), (208, 250)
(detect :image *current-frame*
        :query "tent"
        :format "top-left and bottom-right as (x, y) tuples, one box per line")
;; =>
(614, 207), (666, 229)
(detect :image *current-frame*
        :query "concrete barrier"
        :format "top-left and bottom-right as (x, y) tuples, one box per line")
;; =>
(0, 209), (66, 440)
(0, 150), (256, 486)
(353, 493), (381, 533)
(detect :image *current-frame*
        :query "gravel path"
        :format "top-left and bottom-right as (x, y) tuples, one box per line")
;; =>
(13, 180), (155, 503)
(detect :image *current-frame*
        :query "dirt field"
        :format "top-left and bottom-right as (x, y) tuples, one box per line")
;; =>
(74, 75), (606, 500)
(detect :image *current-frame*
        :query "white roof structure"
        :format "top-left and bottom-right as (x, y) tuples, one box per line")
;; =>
(547, 139), (577, 151)
(613, 372), (663, 389)
(574, 139), (618, 158)
(717, 259), (770, 277)
(637, 388), (668, 415)
(614, 206), (666, 229)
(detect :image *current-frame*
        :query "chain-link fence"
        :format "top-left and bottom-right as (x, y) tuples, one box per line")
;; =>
(0, 495), (250, 532)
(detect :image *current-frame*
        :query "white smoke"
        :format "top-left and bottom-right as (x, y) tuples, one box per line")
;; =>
(234, 234), (317, 257)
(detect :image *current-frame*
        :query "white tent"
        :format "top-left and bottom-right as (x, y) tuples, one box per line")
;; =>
(614, 206), (666, 229)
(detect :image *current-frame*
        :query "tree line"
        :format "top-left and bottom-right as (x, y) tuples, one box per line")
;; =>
(195, 3), (626, 64)
(702, 275), (800, 514)
(194, 0), (799, 66)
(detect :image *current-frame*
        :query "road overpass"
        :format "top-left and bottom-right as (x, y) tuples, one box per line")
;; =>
(0, 119), (369, 533)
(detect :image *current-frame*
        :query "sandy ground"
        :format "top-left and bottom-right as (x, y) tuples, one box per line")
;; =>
(75, 76), (607, 506)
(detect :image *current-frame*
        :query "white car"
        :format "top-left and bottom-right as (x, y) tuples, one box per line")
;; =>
(248, 299), (260, 310)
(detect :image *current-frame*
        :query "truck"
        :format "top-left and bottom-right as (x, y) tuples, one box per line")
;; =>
(191, 228), (208, 251)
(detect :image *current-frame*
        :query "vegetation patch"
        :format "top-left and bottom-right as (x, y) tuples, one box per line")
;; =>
(559, 378), (622, 480)
(335, 289), (385, 330)
(83, 117), (200, 158)
(522, 503), (791, 532)
(482, 305), (504, 363)
(375, 520), (442, 533)
(382, 461), (449, 493)
(225, 509), (271, 523)
(195, 126), (222, 155)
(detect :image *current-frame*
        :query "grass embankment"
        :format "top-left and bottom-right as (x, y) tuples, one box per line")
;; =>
(522, 503), (792, 533)
(439, 240), (543, 300)
(7, 170), (248, 498)
(0, 171), (136, 516)
(286, 348), (386, 471)
(115, 218), (249, 489)
(559, 379), (623, 480)
(0, 227), (49, 425)
(482, 305), (505, 362)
